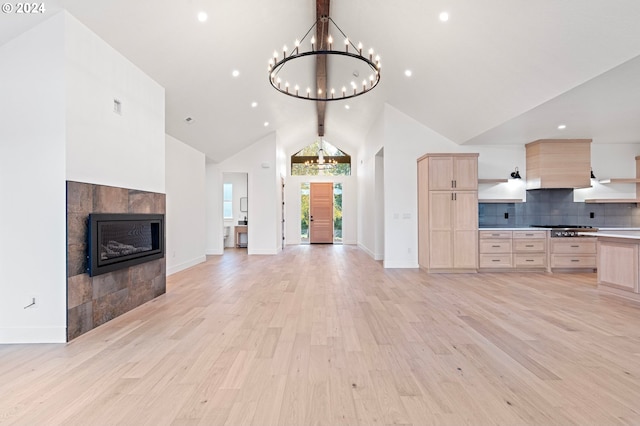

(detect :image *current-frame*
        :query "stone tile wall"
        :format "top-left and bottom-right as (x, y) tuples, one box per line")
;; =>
(479, 188), (640, 227)
(66, 181), (166, 341)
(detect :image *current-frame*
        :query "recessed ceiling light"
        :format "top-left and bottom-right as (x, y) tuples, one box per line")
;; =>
(404, 69), (413, 77)
(197, 12), (208, 22)
(264, 121), (269, 127)
(345, 105), (350, 110)
(558, 124), (567, 130)
(439, 11), (449, 22)
(251, 102), (258, 108)
(232, 70), (240, 77)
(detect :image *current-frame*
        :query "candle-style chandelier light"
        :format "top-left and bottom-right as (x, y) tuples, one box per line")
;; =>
(304, 139), (338, 169)
(268, 16), (381, 101)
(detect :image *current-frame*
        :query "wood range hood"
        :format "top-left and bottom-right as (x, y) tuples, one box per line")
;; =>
(525, 139), (592, 190)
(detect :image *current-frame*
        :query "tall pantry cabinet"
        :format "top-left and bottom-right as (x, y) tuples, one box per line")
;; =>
(418, 153), (479, 272)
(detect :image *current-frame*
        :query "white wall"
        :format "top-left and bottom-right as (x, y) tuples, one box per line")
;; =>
(222, 172), (248, 248)
(276, 140), (287, 251)
(165, 135), (206, 275)
(374, 150), (385, 260)
(574, 143), (640, 201)
(0, 14), (67, 343)
(206, 133), (279, 255)
(357, 116), (384, 259)
(381, 104), (472, 268)
(476, 145), (527, 201)
(0, 12), (167, 343)
(64, 13), (165, 193)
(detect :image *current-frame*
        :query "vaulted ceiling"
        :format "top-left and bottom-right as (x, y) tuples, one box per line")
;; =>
(3, 0), (640, 161)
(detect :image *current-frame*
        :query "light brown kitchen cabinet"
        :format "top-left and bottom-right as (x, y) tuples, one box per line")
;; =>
(418, 153), (479, 272)
(479, 231), (513, 269)
(597, 239), (638, 292)
(513, 231), (547, 269)
(549, 237), (596, 270)
(427, 155), (478, 191)
(478, 230), (547, 271)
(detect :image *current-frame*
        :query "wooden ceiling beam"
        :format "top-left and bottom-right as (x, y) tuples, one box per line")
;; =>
(316, 0), (329, 137)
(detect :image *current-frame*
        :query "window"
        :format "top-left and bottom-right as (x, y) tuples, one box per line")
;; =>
(291, 139), (351, 176)
(223, 183), (233, 219)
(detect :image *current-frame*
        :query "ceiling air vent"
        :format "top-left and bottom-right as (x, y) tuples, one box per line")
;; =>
(184, 116), (194, 124)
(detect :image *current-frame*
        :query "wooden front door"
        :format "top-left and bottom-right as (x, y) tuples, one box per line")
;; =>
(310, 182), (334, 244)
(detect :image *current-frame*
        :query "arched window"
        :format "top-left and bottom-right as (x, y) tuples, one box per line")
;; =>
(291, 139), (351, 176)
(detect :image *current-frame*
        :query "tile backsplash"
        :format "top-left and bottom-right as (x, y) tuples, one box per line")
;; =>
(479, 188), (640, 227)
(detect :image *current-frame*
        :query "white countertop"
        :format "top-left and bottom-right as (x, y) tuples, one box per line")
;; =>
(579, 230), (640, 240)
(480, 227), (549, 231)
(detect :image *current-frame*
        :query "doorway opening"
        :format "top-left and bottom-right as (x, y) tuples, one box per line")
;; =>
(300, 182), (343, 244)
(222, 172), (248, 250)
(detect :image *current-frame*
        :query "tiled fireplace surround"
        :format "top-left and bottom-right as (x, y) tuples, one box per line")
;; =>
(66, 181), (166, 341)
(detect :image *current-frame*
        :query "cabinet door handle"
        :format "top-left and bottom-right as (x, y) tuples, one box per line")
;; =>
(525, 244), (534, 247)
(491, 245), (501, 248)
(570, 245), (579, 248)
(525, 233), (534, 236)
(451, 193), (454, 201)
(454, 193), (457, 201)
(454, 180), (457, 188)
(525, 259), (534, 262)
(491, 234), (500, 237)
(451, 180), (455, 188)
(571, 259), (580, 262)
(492, 259), (501, 262)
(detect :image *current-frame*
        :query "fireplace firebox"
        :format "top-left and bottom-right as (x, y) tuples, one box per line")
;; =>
(87, 213), (165, 277)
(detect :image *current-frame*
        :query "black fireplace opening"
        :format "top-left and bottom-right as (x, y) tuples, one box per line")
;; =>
(88, 213), (164, 277)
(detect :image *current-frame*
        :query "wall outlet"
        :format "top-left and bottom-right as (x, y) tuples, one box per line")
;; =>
(590, 212), (595, 218)
(504, 212), (509, 219)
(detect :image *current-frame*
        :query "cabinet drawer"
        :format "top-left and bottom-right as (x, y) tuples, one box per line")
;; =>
(513, 230), (547, 239)
(479, 231), (512, 239)
(551, 255), (596, 268)
(513, 239), (545, 252)
(480, 254), (513, 268)
(551, 240), (596, 254)
(479, 240), (512, 253)
(514, 254), (546, 268)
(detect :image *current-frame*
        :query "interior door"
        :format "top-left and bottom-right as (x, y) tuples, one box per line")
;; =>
(310, 182), (334, 244)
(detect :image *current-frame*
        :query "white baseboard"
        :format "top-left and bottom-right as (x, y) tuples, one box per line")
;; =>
(206, 248), (223, 255)
(358, 243), (384, 260)
(383, 260), (419, 269)
(167, 255), (207, 276)
(0, 326), (66, 344)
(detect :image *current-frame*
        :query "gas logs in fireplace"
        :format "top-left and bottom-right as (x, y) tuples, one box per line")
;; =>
(87, 213), (164, 276)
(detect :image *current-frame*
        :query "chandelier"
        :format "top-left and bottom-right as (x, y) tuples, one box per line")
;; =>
(305, 140), (337, 169)
(268, 16), (381, 101)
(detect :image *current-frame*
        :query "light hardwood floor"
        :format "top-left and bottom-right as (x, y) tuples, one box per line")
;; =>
(2, 245), (640, 425)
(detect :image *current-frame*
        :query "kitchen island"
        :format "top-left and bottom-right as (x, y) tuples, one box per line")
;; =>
(580, 230), (640, 301)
